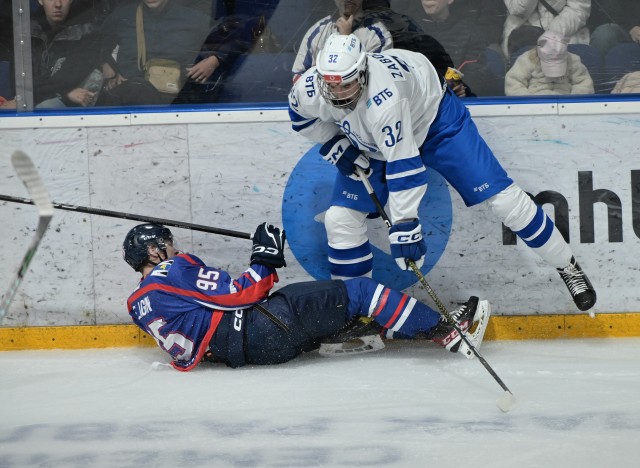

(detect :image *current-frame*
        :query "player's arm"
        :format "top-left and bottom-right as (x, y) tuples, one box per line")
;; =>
(372, 100), (429, 271)
(372, 99), (428, 223)
(223, 222), (288, 304)
(172, 254), (277, 311)
(288, 73), (341, 142)
(288, 74), (371, 178)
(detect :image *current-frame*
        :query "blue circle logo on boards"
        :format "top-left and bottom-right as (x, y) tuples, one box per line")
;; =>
(282, 146), (453, 291)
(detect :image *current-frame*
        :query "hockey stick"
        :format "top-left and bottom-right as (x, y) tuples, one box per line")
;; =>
(355, 167), (516, 412)
(0, 152), (54, 323)
(0, 194), (251, 240)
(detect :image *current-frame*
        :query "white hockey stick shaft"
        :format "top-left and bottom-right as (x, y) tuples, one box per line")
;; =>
(0, 152), (54, 322)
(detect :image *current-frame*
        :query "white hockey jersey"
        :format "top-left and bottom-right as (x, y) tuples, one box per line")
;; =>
(288, 48), (445, 223)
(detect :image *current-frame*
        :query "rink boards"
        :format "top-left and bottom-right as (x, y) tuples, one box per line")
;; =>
(0, 99), (639, 347)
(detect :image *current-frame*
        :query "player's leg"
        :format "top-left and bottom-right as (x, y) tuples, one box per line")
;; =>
(486, 185), (595, 310)
(422, 89), (596, 311)
(243, 280), (352, 364)
(325, 159), (388, 279)
(325, 206), (373, 279)
(341, 277), (490, 356)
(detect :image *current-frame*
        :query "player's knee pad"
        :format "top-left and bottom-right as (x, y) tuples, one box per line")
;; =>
(325, 206), (372, 279)
(487, 184), (554, 248)
(487, 184), (537, 231)
(324, 206), (369, 248)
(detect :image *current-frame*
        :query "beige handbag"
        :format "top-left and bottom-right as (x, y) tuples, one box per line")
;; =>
(136, 5), (183, 94)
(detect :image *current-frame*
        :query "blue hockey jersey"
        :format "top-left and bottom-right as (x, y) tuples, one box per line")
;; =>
(127, 253), (278, 371)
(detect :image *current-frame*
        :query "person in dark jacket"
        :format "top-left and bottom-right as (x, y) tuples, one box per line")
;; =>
(588, 0), (640, 55)
(2, 0), (113, 109)
(98, 0), (213, 105)
(356, 0), (474, 96)
(419, 0), (507, 96)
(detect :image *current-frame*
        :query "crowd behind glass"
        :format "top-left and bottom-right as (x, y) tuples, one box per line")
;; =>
(0, 0), (639, 112)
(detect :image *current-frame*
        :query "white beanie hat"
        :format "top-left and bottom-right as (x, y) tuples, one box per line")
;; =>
(537, 30), (569, 78)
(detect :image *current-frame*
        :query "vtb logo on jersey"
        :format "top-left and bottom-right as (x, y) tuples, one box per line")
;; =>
(150, 260), (173, 277)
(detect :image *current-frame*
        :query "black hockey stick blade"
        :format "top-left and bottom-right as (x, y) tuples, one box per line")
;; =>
(0, 151), (54, 322)
(0, 194), (251, 240)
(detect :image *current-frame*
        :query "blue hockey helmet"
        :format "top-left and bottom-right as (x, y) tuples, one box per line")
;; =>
(123, 223), (173, 272)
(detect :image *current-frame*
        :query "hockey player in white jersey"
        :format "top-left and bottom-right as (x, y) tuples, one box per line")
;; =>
(288, 33), (596, 312)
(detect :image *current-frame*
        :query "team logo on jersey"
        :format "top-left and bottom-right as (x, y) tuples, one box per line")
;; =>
(150, 260), (173, 277)
(339, 120), (377, 152)
(282, 146), (452, 290)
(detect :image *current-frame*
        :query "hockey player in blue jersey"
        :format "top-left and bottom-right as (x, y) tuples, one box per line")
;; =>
(123, 222), (491, 371)
(287, 32), (596, 312)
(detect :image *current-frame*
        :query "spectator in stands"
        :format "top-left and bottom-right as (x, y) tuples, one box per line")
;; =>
(611, 70), (640, 93)
(502, 0), (591, 59)
(292, 0), (392, 83)
(338, 0), (475, 95)
(505, 30), (594, 95)
(1, 0), (113, 109)
(0, 0), (13, 106)
(357, 0), (471, 95)
(189, 0), (283, 103)
(588, 0), (640, 56)
(419, 0), (507, 96)
(98, 0), (215, 105)
(292, 0), (469, 96)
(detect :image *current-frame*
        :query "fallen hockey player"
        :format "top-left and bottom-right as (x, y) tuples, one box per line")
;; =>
(123, 222), (491, 371)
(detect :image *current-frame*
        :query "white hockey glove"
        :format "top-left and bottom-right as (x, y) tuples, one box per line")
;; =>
(389, 220), (426, 270)
(250, 222), (287, 269)
(319, 135), (370, 180)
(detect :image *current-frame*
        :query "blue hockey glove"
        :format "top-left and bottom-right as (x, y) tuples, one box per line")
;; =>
(319, 135), (370, 180)
(251, 222), (287, 269)
(389, 220), (426, 270)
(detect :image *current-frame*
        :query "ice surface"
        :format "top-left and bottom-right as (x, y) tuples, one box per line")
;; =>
(1, 338), (639, 467)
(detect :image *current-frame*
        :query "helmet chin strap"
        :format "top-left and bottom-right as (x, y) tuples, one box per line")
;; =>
(146, 245), (168, 269)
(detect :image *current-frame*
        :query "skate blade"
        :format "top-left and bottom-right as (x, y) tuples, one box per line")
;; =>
(318, 335), (385, 357)
(458, 300), (491, 360)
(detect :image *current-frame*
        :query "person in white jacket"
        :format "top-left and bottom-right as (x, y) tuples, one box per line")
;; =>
(502, 0), (590, 57)
(611, 71), (640, 94)
(505, 29), (594, 95)
(292, 0), (392, 83)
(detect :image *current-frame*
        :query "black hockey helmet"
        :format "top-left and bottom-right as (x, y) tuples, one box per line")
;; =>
(122, 223), (173, 272)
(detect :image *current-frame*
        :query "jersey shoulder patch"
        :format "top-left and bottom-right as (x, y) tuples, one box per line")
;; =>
(150, 259), (174, 278)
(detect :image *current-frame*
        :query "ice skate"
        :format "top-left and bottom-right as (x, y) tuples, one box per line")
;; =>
(319, 317), (385, 357)
(557, 256), (596, 312)
(428, 296), (492, 359)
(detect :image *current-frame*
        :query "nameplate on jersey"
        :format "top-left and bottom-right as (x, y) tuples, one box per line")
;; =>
(371, 54), (410, 81)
